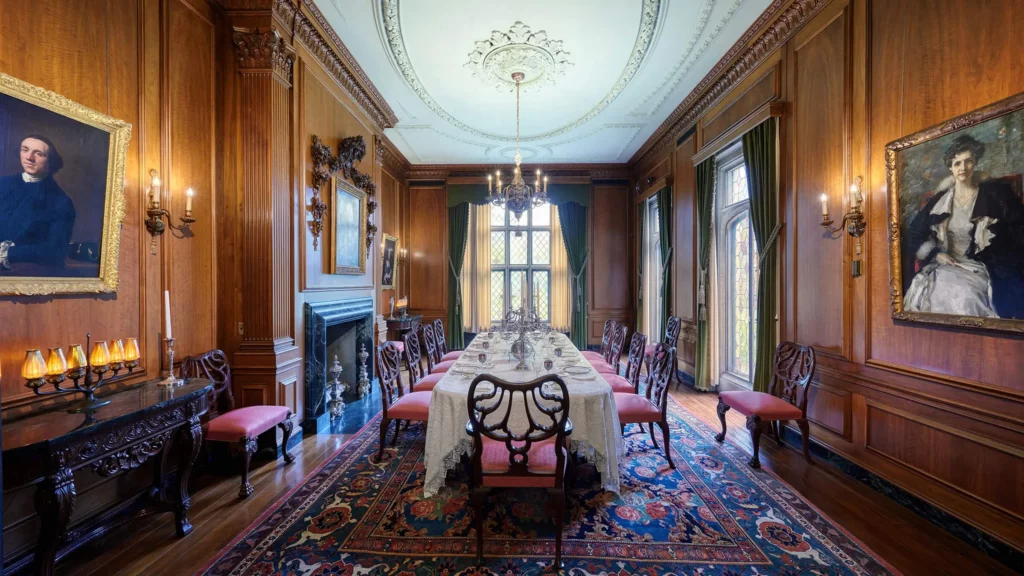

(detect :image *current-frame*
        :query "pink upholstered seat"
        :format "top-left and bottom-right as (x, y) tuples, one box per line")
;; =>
(441, 351), (463, 362)
(480, 437), (561, 487)
(388, 340), (405, 354)
(430, 360), (456, 374)
(594, 363), (619, 375)
(205, 405), (291, 442)
(581, 351), (605, 363)
(614, 393), (661, 423)
(411, 372), (444, 392)
(604, 374), (636, 394)
(719, 390), (802, 420)
(644, 343), (657, 356)
(385, 391), (431, 420)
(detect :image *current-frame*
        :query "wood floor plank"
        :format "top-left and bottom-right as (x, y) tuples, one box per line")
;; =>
(47, 389), (1015, 576)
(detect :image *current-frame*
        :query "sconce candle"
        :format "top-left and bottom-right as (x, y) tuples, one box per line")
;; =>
(22, 349), (47, 389)
(819, 176), (867, 277)
(145, 169), (198, 254)
(185, 187), (194, 214)
(820, 194), (828, 216)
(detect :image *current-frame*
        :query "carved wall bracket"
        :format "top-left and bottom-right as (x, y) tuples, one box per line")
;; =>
(309, 134), (378, 251)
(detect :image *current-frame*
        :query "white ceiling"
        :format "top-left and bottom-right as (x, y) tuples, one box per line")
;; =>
(322, 0), (773, 164)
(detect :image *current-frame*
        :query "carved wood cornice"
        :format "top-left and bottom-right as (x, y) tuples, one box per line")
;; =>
(271, 0), (398, 131)
(232, 28), (296, 86)
(378, 135), (411, 177)
(630, 0), (827, 170)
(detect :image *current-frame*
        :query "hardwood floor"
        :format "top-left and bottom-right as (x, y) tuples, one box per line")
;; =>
(50, 388), (1015, 576)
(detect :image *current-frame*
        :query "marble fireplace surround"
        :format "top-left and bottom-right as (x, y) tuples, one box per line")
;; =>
(303, 297), (375, 434)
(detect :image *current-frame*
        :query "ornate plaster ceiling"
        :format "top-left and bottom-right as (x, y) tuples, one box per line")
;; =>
(320, 0), (774, 164)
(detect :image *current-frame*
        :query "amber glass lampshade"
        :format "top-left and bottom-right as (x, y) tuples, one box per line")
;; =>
(22, 349), (47, 387)
(108, 339), (125, 364)
(67, 344), (87, 370)
(90, 341), (111, 367)
(123, 338), (140, 362)
(46, 347), (68, 375)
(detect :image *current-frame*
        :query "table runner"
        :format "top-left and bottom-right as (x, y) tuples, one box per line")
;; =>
(423, 331), (622, 497)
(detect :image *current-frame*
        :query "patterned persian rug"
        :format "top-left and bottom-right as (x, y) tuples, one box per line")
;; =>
(200, 397), (897, 575)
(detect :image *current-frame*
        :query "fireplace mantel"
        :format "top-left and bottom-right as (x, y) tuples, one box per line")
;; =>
(304, 297), (375, 433)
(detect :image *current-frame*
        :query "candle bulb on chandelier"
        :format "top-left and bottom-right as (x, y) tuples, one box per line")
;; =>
(487, 174), (492, 193)
(543, 175), (548, 193)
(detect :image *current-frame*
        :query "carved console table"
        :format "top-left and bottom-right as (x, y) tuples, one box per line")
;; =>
(1, 378), (212, 575)
(385, 314), (422, 343)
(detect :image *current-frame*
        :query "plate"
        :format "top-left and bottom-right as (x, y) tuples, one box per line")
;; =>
(564, 365), (591, 376)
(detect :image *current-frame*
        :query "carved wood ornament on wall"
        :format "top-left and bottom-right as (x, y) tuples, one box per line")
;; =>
(310, 134), (378, 250)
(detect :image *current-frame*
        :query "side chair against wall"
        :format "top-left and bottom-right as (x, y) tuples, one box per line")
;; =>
(613, 343), (676, 469)
(402, 330), (444, 392)
(593, 323), (628, 375)
(375, 341), (431, 461)
(645, 315), (681, 386)
(465, 373), (573, 569)
(715, 341), (816, 468)
(580, 319), (617, 364)
(180, 350), (294, 499)
(432, 318), (464, 362)
(603, 332), (647, 393)
(422, 322), (455, 374)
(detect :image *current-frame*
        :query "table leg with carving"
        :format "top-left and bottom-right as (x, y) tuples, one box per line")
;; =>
(174, 401), (203, 537)
(33, 463), (76, 576)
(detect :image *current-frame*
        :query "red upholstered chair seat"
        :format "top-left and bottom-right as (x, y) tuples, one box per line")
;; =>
(644, 343), (658, 357)
(386, 391), (432, 420)
(719, 390), (803, 420)
(614, 393), (661, 423)
(205, 405), (291, 442)
(604, 374), (636, 394)
(581, 351), (605, 363)
(430, 360), (456, 374)
(594, 363), (619, 375)
(480, 437), (561, 487)
(441, 351), (463, 362)
(388, 340), (405, 354)
(411, 372), (444, 392)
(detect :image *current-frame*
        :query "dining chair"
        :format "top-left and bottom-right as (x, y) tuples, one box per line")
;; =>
(604, 332), (647, 393)
(401, 330), (444, 392)
(422, 322), (455, 374)
(180, 350), (294, 498)
(375, 341), (431, 461)
(465, 373), (573, 569)
(645, 315), (681, 387)
(715, 341), (816, 468)
(593, 323), (628, 375)
(432, 318), (464, 362)
(581, 319), (617, 364)
(614, 343), (676, 469)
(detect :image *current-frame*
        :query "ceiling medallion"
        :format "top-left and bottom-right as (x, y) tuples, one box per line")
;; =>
(465, 21), (572, 92)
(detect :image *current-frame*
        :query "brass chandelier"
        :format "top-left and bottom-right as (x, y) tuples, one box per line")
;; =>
(487, 72), (548, 219)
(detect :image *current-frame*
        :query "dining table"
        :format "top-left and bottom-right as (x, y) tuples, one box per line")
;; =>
(422, 330), (623, 497)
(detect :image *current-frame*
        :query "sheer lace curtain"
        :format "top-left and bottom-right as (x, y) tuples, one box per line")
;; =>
(462, 204), (492, 332)
(551, 205), (571, 332)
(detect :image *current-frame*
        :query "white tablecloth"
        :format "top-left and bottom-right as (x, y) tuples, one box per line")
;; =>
(423, 332), (622, 497)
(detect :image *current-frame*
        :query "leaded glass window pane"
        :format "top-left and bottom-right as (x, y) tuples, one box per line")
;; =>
(509, 270), (526, 311)
(531, 203), (550, 226)
(490, 271), (506, 321)
(491, 204), (506, 226)
(532, 231), (550, 265)
(729, 165), (749, 204)
(509, 232), (528, 265)
(510, 209), (527, 228)
(533, 270), (550, 320)
(490, 231), (505, 265)
(730, 214), (751, 378)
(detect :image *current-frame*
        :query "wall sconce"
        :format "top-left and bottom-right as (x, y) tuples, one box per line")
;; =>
(399, 247), (408, 262)
(145, 169), (196, 255)
(820, 176), (866, 277)
(23, 333), (140, 413)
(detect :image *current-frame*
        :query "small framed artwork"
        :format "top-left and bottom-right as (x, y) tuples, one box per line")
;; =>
(381, 234), (398, 289)
(0, 73), (131, 295)
(886, 91), (1024, 333)
(331, 177), (367, 275)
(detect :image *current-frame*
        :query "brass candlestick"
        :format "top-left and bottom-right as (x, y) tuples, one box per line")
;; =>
(158, 337), (183, 387)
(145, 169), (197, 255)
(820, 176), (867, 277)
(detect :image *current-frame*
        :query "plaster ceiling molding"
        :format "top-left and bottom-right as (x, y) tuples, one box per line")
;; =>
(465, 21), (573, 93)
(546, 124), (645, 162)
(395, 125), (496, 162)
(377, 0), (662, 142)
(629, 0), (747, 118)
(498, 145), (543, 161)
(383, 128), (422, 163)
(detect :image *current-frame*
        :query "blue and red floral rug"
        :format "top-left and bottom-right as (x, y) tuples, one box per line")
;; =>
(200, 397), (897, 575)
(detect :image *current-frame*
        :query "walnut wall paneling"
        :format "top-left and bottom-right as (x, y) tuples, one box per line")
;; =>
(407, 185), (447, 327)
(672, 136), (698, 370)
(589, 184), (631, 344)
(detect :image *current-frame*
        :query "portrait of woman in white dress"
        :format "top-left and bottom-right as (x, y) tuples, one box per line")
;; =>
(902, 135), (1024, 319)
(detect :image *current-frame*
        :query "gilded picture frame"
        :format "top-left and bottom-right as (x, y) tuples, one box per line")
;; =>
(331, 177), (367, 275)
(381, 234), (398, 289)
(886, 90), (1024, 334)
(0, 73), (131, 295)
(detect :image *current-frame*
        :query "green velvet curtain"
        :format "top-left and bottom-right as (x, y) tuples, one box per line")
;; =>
(743, 119), (780, 393)
(557, 201), (589, 348)
(636, 205), (645, 332)
(656, 187), (672, 336)
(447, 203), (470, 350)
(694, 157), (716, 392)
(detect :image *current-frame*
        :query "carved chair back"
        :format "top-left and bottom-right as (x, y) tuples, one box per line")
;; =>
(433, 319), (450, 355)
(598, 319), (617, 355)
(664, 316), (682, 349)
(402, 330), (428, 383)
(623, 332), (648, 391)
(604, 323), (628, 366)
(421, 323), (443, 371)
(376, 342), (408, 417)
(180, 349), (235, 419)
(467, 373), (571, 484)
(644, 343), (676, 416)
(768, 341), (816, 414)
